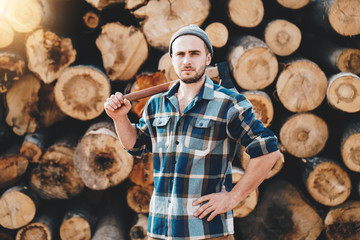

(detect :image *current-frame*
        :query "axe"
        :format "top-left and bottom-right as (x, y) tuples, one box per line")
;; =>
(123, 62), (237, 102)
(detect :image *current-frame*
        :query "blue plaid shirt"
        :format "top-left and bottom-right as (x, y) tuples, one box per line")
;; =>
(128, 76), (278, 239)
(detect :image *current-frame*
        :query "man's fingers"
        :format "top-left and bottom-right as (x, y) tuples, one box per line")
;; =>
(198, 205), (215, 219)
(193, 194), (211, 206)
(207, 210), (219, 221)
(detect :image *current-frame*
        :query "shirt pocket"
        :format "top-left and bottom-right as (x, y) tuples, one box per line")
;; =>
(184, 118), (216, 151)
(152, 116), (171, 148)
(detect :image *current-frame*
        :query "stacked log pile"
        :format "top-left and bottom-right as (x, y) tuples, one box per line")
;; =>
(1, 0), (360, 239)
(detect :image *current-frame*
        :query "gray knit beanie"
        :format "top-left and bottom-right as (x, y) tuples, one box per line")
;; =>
(169, 24), (213, 57)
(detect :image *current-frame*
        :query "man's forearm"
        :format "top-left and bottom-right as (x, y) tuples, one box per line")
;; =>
(230, 150), (281, 203)
(113, 116), (137, 150)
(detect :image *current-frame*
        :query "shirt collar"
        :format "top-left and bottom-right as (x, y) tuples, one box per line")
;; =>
(163, 75), (215, 101)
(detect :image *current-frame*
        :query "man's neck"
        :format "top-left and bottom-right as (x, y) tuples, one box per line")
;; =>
(177, 76), (206, 101)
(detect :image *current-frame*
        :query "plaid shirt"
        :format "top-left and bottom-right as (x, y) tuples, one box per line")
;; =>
(128, 76), (278, 239)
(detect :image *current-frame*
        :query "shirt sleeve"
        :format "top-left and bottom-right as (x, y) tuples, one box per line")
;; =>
(126, 106), (152, 157)
(226, 94), (279, 159)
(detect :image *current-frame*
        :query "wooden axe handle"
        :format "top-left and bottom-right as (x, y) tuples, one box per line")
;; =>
(124, 80), (177, 101)
(123, 66), (220, 102)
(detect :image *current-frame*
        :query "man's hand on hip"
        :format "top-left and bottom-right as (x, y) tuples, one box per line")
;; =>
(193, 186), (238, 221)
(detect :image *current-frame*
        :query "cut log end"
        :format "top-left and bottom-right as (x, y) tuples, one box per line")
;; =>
(5, 0), (42, 33)
(325, 201), (360, 240)
(16, 223), (51, 240)
(0, 53), (25, 93)
(327, 72), (360, 113)
(60, 217), (92, 240)
(264, 19), (301, 56)
(328, 0), (360, 36)
(0, 191), (36, 229)
(205, 22), (229, 48)
(26, 29), (77, 84)
(54, 66), (111, 121)
(233, 47), (278, 90)
(126, 185), (153, 213)
(279, 113), (328, 158)
(242, 91), (274, 127)
(341, 132), (360, 172)
(83, 11), (100, 29)
(338, 48), (360, 74)
(276, 0), (310, 9)
(276, 60), (328, 112)
(0, 21), (15, 48)
(228, 0), (264, 28)
(307, 161), (351, 206)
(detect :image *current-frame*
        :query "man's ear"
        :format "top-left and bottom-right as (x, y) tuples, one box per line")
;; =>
(206, 52), (212, 66)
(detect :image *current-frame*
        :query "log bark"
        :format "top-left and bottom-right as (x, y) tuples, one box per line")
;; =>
(236, 146), (284, 180)
(4, 0), (42, 33)
(236, 181), (323, 240)
(279, 113), (328, 158)
(20, 127), (47, 163)
(304, 34), (360, 75)
(276, 0), (310, 9)
(95, 22), (148, 81)
(59, 199), (95, 240)
(309, 0), (360, 37)
(129, 153), (154, 186)
(37, 83), (67, 128)
(326, 72), (360, 113)
(30, 135), (85, 200)
(0, 52), (25, 93)
(126, 185), (153, 214)
(73, 121), (134, 190)
(25, 28), (77, 84)
(0, 143), (29, 189)
(301, 156), (352, 206)
(205, 22), (229, 48)
(276, 59), (328, 112)
(264, 19), (302, 56)
(227, 35), (278, 90)
(241, 90), (274, 127)
(324, 201), (360, 240)
(15, 203), (62, 240)
(92, 191), (127, 240)
(0, 20), (14, 49)
(129, 214), (148, 240)
(132, 0), (210, 51)
(54, 65), (111, 121)
(5, 74), (41, 136)
(0, 185), (39, 230)
(227, 0), (264, 28)
(340, 121), (360, 172)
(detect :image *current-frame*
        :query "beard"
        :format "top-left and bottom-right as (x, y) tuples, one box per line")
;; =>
(179, 64), (207, 84)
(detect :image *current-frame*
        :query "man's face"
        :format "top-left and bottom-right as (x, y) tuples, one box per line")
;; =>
(171, 35), (211, 84)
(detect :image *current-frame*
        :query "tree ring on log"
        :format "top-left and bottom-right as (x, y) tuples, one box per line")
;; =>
(59, 217), (91, 240)
(328, 0), (360, 36)
(228, 0), (264, 28)
(327, 72), (360, 113)
(341, 133), (360, 172)
(54, 66), (111, 121)
(16, 222), (51, 240)
(279, 113), (328, 158)
(338, 48), (360, 74)
(307, 161), (351, 206)
(0, 191), (36, 229)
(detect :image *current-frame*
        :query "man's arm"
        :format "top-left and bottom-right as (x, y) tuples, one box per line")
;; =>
(104, 92), (137, 150)
(193, 150), (281, 221)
